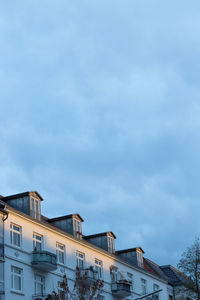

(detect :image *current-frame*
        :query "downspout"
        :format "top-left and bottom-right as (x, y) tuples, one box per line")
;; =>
(2, 212), (8, 222)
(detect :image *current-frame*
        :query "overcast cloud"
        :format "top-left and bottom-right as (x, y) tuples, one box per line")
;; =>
(0, 0), (200, 266)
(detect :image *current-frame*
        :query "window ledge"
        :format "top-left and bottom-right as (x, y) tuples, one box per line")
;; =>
(11, 289), (25, 296)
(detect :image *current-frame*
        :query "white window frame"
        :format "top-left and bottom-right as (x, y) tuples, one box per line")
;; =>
(10, 223), (21, 248)
(0, 263), (4, 293)
(11, 266), (23, 292)
(95, 259), (103, 279)
(33, 233), (43, 251)
(56, 242), (65, 264)
(107, 235), (115, 253)
(137, 250), (143, 267)
(31, 197), (40, 220)
(110, 266), (118, 282)
(127, 272), (134, 291)
(141, 278), (147, 295)
(153, 283), (159, 300)
(34, 274), (45, 296)
(76, 251), (85, 269)
(73, 218), (82, 238)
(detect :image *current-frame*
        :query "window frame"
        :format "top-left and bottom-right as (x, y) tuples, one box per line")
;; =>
(94, 258), (103, 279)
(56, 242), (65, 265)
(127, 272), (134, 291)
(76, 251), (85, 269)
(137, 249), (144, 267)
(10, 223), (21, 248)
(31, 197), (40, 220)
(73, 218), (82, 238)
(11, 266), (23, 293)
(107, 235), (115, 253)
(141, 278), (147, 295)
(110, 266), (118, 282)
(33, 233), (43, 251)
(153, 283), (160, 300)
(34, 273), (45, 297)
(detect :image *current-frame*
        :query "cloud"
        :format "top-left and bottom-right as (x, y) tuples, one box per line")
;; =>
(0, 0), (200, 266)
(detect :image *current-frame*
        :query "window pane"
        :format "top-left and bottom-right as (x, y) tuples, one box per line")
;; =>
(13, 225), (20, 232)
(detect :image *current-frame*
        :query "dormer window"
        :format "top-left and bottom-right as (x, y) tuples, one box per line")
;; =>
(31, 197), (40, 220)
(137, 249), (144, 267)
(73, 218), (82, 239)
(107, 234), (115, 253)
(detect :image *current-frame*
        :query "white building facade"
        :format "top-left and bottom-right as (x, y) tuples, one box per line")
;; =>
(0, 191), (172, 300)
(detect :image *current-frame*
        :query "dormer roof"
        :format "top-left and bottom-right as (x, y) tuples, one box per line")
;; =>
(2, 191), (43, 201)
(48, 213), (84, 223)
(84, 231), (116, 239)
(116, 247), (144, 254)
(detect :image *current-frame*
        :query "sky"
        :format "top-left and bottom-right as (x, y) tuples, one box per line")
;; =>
(0, 0), (200, 267)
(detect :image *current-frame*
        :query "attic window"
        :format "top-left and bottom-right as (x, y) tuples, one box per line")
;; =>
(107, 235), (115, 253)
(73, 218), (82, 239)
(137, 249), (143, 267)
(31, 197), (40, 220)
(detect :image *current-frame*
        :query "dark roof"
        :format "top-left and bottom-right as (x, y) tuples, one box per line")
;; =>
(0, 195), (3, 198)
(160, 265), (187, 286)
(116, 247), (144, 254)
(2, 191), (43, 201)
(143, 259), (161, 277)
(144, 258), (169, 281)
(84, 231), (116, 239)
(48, 213), (84, 223)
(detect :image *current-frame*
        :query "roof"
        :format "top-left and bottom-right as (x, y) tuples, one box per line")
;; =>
(48, 213), (84, 223)
(160, 265), (187, 286)
(84, 231), (116, 239)
(116, 247), (144, 254)
(144, 258), (169, 281)
(2, 191), (43, 201)
(143, 259), (161, 277)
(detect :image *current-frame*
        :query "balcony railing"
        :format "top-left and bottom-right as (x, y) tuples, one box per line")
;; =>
(31, 251), (57, 272)
(77, 267), (98, 286)
(111, 279), (132, 298)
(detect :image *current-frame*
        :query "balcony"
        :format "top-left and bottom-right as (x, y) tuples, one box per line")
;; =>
(77, 267), (98, 286)
(31, 251), (57, 272)
(111, 279), (132, 298)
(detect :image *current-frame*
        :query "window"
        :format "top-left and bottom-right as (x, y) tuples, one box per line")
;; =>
(0, 263), (4, 292)
(110, 266), (118, 282)
(57, 281), (65, 298)
(96, 296), (104, 300)
(95, 259), (103, 279)
(11, 266), (23, 292)
(137, 250), (143, 267)
(127, 272), (134, 291)
(34, 274), (45, 296)
(57, 281), (63, 293)
(141, 278), (147, 295)
(56, 243), (65, 264)
(31, 198), (40, 220)
(76, 251), (85, 269)
(33, 233), (43, 251)
(10, 223), (21, 247)
(73, 218), (82, 238)
(153, 284), (159, 300)
(107, 236), (115, 253)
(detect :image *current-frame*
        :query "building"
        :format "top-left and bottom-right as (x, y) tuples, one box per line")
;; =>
(160, 265), (196, 300)
(0, 191), (183, 299)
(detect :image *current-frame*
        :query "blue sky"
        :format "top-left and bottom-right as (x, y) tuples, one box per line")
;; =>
(1, 0), (200, 266)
